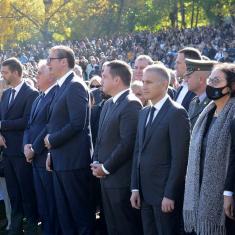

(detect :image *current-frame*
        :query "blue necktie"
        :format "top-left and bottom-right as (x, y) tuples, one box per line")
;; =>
(8, 89), (16, 109)
(33, 93), (45, 118)
(144, 106), (156, 140)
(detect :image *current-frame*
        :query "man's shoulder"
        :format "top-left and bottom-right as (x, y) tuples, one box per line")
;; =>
(23, 82), (38, 94)
(70, 76), (89, 91)
(168, 98), (187, 116)
(126, 92), (142, 105)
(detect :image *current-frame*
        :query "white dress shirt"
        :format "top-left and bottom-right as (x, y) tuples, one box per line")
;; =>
(9, 80), (24, 103)
(176, 81), (188, 105)
(57, 70), (73, 87)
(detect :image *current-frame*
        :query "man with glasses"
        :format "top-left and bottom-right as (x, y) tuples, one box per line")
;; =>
(44, 45), (94, 235)
(185, 59), (216, 129)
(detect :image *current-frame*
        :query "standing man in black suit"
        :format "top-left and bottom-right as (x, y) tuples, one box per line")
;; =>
(23, 60), (59, 235)
(0, 58), (39, 235)
(175, 47), (202, 111)
(91, 60), (143, 235)
(131, 64), (190, 235)
(44, 46), (94, 235)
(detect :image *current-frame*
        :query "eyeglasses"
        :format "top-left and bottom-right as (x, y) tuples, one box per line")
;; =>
(207, 76), (226, 86)
(47, 57), (67, 63)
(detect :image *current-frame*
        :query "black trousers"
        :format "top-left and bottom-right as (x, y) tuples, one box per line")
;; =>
(3, 155), (38, 234)
(53, 168), (94, 235)
(141, 200), (181, 235)
(101, 185), (143, 235)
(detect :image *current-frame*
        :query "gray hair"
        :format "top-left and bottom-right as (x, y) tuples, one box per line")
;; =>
(144, 64), (170, 84)
(135, 55), (154, 65)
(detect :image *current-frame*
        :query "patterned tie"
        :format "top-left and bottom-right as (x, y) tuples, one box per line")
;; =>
(8, 88), (16, 109)
(33, 93), (45, 118)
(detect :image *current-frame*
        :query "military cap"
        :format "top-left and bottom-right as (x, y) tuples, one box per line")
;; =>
(185, 59), (217, 76)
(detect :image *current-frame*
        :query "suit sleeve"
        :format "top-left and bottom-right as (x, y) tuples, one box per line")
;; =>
(131, 115), (141, 190)
(48, 82), (89, 148)
(92, 101), (109, 162)
(224, 119), (235, 193)
(1, 91), (38, 131)
(103, 101), (142, 174)
(164, 108), (190, 200)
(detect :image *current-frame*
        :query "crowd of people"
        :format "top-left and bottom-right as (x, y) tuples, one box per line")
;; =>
(0, 23), (235, 82)
(0, 24), (234, 235)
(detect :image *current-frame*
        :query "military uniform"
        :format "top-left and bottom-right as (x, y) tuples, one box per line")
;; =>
(185, 58), (217, 130)
(188, 94), (211, 130)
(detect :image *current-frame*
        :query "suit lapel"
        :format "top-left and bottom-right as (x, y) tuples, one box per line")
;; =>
(175, 85), (183, 100)
(6, 83), (27, 114)
(139, 108), (150, 147)
(2, 89), (11, 119)
(143, 98), (171, 148)
(98, 90), (129, 141)
(190, 97), (210, 121)
(104, 90), (129, 124)
(29, 95), (41, 123)
(98, 100), (112, 141)
(49, 73), (74, 114)
(37, 86), (57, 119)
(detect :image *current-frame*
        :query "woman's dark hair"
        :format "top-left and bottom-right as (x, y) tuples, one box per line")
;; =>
(214, 63), (235, 97)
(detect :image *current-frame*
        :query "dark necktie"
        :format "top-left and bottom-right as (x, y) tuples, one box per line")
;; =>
(33, 93), (45, 118)
(144, 106), (156, 140)
(8, 89), (16, 109)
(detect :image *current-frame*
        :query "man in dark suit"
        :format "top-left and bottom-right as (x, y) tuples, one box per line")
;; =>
(23, 60), (59, 235)
(186, 59), (215, 129)
(44, 46), (94, 235)
(0, 58), (39, 235)
(91, 60), (143, 235)
(174, 47), (202, 111)
(131, 64), (190, 235)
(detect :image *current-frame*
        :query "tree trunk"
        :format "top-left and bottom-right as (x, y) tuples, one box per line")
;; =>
(115, 0), (124, 32)
(179, 0), (186, 28)
(195, 0), (200, 27)
(191, 0), (195, 28)
(169, 0), (178, 28)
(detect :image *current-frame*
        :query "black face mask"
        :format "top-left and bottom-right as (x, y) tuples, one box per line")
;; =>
(206, 85), (229, 100)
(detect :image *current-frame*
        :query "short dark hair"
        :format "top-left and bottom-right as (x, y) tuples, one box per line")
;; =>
(107, 60), (132, 86)
(50, 45), (75, 68)
(214, 63), (235, 97)
(2, 57), (23, 76)
(178, 47), (202, 60)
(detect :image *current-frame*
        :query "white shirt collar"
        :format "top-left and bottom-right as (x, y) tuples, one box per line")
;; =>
(44, 83), (57, 96)
(12, 80), (24, 96)
(57, 70), (73, 87)
(198, 92), (207, 103)
(152, 94), (169, 111)
(112, 89), (129, 103)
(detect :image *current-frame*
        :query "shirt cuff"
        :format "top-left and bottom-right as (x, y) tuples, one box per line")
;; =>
(224, 191), (233, 196)
(102, 164), (110, 175)
(47, 135), (51, 145)
(132, 189), (139, 192)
